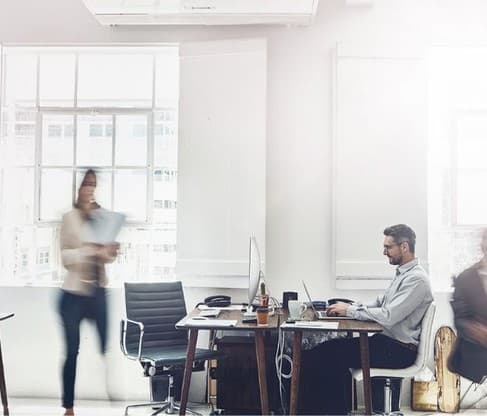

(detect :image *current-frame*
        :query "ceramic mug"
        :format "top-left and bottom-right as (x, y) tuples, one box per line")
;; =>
(288, 300), (307, 320)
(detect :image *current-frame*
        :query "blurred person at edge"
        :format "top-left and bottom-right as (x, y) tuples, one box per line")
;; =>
(58, 169), (119, 416)
(448, 229), (487, 384)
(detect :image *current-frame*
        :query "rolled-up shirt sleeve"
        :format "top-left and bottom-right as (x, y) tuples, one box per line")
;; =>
(346, 276), (428, 327)
(349, 295), (382, 311)
(61, 246), (95, 267)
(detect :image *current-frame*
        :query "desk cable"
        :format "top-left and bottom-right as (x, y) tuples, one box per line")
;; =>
(275, 326), (293, 414)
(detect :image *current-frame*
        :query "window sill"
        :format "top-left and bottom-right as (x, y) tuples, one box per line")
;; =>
(0, 275), (249, 290)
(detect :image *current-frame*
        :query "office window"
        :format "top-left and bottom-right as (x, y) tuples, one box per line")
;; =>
(332, 44), (427, 290)
(454, 115), (487, 225)
(0, 45), (179, 285)
(88, 123), (104, 137)
(48, 125), (62, 138)
(37, 249), (49, 265)
(428, 46), (487, 288)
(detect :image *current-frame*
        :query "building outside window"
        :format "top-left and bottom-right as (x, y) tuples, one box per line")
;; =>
(0, 45), (179, 285)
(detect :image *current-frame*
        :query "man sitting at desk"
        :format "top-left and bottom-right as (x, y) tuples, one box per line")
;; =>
(300, 224), (433, 415)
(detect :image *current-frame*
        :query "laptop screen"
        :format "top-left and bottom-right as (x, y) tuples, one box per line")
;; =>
(302, 280), (319, 315)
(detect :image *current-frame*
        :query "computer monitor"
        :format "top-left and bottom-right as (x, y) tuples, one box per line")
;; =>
(243, 236), (262, 318)
(248, 235), (261, 306)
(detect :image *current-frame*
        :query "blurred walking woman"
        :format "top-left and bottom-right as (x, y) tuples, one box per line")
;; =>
(58, 169), (119, 416)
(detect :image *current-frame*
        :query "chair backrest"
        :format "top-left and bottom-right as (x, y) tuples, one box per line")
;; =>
(124, 281), (188, 356)
(414, 302), (436, 370)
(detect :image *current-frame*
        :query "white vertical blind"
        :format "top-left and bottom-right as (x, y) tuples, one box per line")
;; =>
(177, 39), (266, 287)
(333, 43), (428, 289)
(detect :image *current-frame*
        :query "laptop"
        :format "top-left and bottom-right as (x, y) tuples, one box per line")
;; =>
(302, 280), (353, 320)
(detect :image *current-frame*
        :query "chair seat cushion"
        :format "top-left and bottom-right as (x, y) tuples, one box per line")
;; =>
(141, 346), (224, 367)
(351, 364), (422, 381)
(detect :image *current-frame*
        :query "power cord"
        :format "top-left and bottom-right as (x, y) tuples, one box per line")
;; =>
(275, 326), (293, 414)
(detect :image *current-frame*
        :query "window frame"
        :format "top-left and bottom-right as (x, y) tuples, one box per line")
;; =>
(452, 110), (487, 228)
(0, 45), (179, 226)
(36, 108), (155, 225)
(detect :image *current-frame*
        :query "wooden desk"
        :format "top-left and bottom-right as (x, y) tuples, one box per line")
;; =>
(0, 313), (14, 416)
(281, 319), (382, 415)
(176, 308), (281, 415)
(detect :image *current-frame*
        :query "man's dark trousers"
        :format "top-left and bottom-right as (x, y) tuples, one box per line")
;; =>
(298, 333), (416, 415)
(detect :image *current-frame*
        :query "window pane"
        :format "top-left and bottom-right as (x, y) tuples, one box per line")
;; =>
(35, 227), (59, 281)
(457, 115), (487, 169)
(115, 115), (147, 166)
(1, 109), (36, 166)
(4, 51), (37, 106)
(114, 169), (147, 221)
(76, 115), (113, 166)
(42, 114), (74, 165)
(457, 170), (487, 225)
(107, 226), (176, 282)
(155, 49), (179, 107)
(39, 54), (75, 107)
(154, 110), (178, 168)
(1, 168), (34, 225)
(75, 169), (112, 210)
(77, 52), (153, 107)
(153, 169), (177, 224)
(40, 168), (73, 221)
(1, 226), (36, 281)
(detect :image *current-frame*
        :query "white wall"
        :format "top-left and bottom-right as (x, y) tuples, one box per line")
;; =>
(1, 0), (487, 409)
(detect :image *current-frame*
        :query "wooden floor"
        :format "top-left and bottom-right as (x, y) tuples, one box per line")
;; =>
(6, 398), (487, 415)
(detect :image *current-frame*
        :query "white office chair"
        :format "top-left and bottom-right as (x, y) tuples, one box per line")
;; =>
(350, 302), (436, 415)
(459, 375), (487, 411)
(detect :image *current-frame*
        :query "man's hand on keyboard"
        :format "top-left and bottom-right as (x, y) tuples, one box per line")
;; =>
(326, 302), (349, 317)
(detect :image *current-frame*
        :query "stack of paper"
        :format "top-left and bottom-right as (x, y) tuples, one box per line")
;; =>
(198, 304), (244, 311)
(186, 319), (238, 327)
(281, 321), (339, 330)
(199, 309), (221, 318)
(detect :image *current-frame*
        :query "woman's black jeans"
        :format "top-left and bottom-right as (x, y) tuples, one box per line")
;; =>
(58, 288), (107, 409)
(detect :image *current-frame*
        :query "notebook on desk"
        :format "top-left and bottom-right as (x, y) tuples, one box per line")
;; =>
(281, 321), (339, 330)
(302, 280), (353, 320)
(199, 309), (221, 318)
(185, 319), (237, 327)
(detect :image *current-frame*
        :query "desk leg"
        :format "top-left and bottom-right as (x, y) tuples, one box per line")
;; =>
(289, 330), (302, 415)
(179, 329), (198, 416)
(359, 333), (372, 415)
(254, 332), (269, 415)
(0, 340), (8, 416)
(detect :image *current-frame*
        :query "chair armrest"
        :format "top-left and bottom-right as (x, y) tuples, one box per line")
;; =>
(120, 318), (145, 361)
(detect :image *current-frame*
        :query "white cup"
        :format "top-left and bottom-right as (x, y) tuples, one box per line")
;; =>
(288, 300), (307, 320)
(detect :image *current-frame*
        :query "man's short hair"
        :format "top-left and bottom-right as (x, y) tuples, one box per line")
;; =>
(384, 224), (416, 254)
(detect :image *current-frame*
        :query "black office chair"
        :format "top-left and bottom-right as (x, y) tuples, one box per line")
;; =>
(120, 282), (223, 416)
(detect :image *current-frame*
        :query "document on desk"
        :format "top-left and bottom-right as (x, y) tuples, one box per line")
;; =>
(198, 304), (244, 311)
(281, 321), (339, 330)
(198, 309), (221, 318)
(185, 319), (238, 327)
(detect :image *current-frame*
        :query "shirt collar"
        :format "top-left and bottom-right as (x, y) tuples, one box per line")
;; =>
(396, 258), (419, 277)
